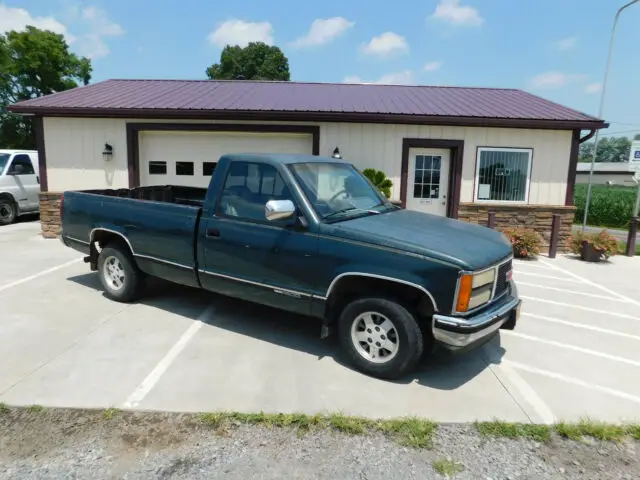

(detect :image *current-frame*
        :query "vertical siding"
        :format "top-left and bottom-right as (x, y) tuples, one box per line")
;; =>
(43, 117), (572, 205)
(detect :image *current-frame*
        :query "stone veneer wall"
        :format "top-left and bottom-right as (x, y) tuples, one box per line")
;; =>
(458, 203), (577, 253)
(39, 192), (63, 239)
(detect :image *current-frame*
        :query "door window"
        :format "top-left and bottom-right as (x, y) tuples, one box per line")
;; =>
(413, 155), (441, 199)
(10, 154), (35, 175)
(217, 162), (294, 222)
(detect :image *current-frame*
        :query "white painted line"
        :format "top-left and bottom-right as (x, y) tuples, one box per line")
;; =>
(520, 296), (640, 321)
(0, 258), (82, 293)
(517, 282), (620, 301)
(512, 262), (553, 270)
(513, 271), (582, 283)
(539, 257), (640, 308)
(504, 360), (640, 405)
(123, 305), (214, 409)
(521, 312), (640, 341)
(502, 331), (640, 368)
(484, 348), (556, 424)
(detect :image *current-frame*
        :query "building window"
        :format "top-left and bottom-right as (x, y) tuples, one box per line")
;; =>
(148, 161), (167, 175)
(474, 148), (532, 203)
(414, 155), (441, 199)
(203, 162), (217, 176)
(176, 161), (194, 176)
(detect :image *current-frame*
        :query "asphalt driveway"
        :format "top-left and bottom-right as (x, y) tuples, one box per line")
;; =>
(1, 221), (640, 424)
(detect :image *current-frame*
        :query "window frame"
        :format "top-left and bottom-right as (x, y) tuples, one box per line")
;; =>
(473, 147), (533, 204)
(9, 154), (36, 175)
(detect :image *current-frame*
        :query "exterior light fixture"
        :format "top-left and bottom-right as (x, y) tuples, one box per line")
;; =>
(102, 143), (113, 161)
(332, 147), (342, 159)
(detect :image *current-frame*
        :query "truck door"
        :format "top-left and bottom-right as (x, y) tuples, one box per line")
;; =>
(199, 160), (317, 316)
(6, 154), (40, 212)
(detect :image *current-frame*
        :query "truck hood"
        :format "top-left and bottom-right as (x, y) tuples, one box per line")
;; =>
(326, 209), (513, 271)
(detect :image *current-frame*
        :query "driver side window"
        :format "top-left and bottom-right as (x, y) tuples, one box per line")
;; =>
(217, 161), (294, 222)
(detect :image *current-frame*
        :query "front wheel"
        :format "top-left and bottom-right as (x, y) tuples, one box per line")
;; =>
(98, 245), (143, 302)
(0, 199), (17, 226)
(338, 297), (424, 380)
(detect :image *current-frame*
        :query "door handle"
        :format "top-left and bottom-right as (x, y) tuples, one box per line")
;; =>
(36, 176), (40, 184)
(206, 228), (220, 238)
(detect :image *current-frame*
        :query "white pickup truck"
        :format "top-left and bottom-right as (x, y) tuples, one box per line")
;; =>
(0, 149), (40, 225)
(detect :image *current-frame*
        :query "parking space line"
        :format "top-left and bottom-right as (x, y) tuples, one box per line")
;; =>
(123, 305), (214, 409)
(514, 271), (582, 283)
(520, 296), (640, 321)
(539, 257), (640, 308)
(504, 360), (640, 405)
(517, 282), (621, 301)
(521, 312), (640, 341)
(503, 331), (640, 368)
(513, 262), (553, 270)
(0, 258), (82, 294)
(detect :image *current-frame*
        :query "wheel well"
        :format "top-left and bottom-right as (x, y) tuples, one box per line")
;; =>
(325, 276), (435, 327)
(0, 192), (16, 204)
(90, 230), (133, 259)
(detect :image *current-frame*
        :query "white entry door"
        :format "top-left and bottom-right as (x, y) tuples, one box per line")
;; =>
(406, 148), (450, 216)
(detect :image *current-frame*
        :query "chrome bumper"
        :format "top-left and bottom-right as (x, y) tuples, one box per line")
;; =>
(432, 294), (521, 350)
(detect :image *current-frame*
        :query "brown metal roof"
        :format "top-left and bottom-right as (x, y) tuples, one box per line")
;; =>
(8, 79), (606, 129)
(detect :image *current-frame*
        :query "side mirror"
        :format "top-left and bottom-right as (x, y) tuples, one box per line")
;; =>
(265, 199), (295, 221)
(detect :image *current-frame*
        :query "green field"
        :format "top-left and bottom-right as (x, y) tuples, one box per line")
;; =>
(574, 184), (637, 229)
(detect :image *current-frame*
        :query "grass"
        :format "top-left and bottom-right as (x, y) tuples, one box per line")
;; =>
(103, 407), (120, 420)
(198, 411), (437, 449)
(27, 404), (43, 413)
(432, 458), (464, 477)
(0, 403), (9, 415)
(617, 241), (640, 256)
(556, 420), (628, 442)
(475, 421), (551, 443)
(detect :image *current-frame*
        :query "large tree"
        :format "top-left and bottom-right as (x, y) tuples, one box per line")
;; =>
(578, 136), (631, 163)
(206, 42), (290, 81)
(0, 26), (92, 149)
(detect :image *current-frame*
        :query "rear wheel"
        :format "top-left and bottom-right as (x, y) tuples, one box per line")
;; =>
(338, 297), (424, 380)
(98, 244), (143, 302)
(0, 198), (17, 226)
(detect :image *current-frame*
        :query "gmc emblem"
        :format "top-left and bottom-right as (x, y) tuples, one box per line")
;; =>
(506, 269), (513, 282)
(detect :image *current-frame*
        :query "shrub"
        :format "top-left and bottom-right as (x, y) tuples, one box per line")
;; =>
(569, 229), (618, 259)
(500, 227), (543, 259)
(573, 184), (635, 229)
(362, 168), (393, 198)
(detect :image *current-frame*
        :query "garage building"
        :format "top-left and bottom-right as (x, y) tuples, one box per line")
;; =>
(8, 79), (607, 249)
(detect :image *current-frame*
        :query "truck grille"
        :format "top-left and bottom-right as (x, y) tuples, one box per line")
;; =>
(494, 259), (512, 299)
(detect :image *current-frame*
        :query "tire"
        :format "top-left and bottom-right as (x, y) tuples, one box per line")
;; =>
(0, 198), (17, 226)
(338, 297), (424, 380)
(98, 244), (144, 302)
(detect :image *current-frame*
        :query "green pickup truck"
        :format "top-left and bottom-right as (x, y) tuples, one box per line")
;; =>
(60, 153), (520, 379)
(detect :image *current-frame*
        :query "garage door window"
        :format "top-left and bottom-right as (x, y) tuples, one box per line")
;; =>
(148, 161), (167, 175)
(203, 162), (217, 176)
(176, 161), (194, 176)
(218, 162), (294, 223)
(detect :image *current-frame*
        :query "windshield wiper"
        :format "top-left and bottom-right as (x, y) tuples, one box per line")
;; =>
(323, 207), (379, 220)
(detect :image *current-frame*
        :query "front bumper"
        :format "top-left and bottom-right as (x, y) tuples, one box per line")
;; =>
(432, 293), (521, 351)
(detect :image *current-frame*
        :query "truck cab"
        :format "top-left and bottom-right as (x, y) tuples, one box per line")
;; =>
(0, 149), (40, 225)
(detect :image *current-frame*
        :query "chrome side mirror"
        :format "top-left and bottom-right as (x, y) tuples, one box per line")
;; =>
(265, 199), (295, 221)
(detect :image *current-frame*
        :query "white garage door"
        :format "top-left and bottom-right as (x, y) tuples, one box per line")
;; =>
(138, 130), (314, 187)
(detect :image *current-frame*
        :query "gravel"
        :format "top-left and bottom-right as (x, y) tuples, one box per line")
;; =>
(1, 408), (638, 479)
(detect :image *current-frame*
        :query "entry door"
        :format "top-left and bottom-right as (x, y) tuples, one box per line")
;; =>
(406, 148), (450, 216)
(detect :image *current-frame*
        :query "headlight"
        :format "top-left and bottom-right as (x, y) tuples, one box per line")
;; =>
(455, 269), (496, 313)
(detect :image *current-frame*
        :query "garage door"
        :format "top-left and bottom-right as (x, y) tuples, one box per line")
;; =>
(138, 130), (314, 187)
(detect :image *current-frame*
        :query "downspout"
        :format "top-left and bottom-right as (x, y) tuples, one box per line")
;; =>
(579, 129), (596, 144)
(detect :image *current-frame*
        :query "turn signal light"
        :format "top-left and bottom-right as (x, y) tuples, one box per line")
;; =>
(455, 274), (473, 313)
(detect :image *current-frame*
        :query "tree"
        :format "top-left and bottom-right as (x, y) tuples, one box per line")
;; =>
(362, 168), (393, 198)
(206, 42), (290, 81)
(0, 26), (91, 149)
(578, 136), (631, 163)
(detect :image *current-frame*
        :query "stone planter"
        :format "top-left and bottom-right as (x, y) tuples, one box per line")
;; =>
(580, 241), (603, 263)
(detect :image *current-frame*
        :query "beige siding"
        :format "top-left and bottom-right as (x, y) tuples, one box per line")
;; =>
(43, 117), (573, 206)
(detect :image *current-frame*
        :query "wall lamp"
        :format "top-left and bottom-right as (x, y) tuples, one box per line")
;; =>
(332, 147), (342, 159)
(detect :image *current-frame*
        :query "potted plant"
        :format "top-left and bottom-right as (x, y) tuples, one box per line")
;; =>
(569, 229), (618, 262)
(499, 227), (543, 259)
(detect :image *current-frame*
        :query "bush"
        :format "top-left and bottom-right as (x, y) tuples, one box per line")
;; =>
(500, 227), (543, 259)
(573, 184), (636, 229)
(569, 229), (618, 259)
(362, 168), (393, 198)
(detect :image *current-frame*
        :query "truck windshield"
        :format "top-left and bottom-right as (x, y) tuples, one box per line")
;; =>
(289, 162), (390, 220)
(0, 154), (9, 173)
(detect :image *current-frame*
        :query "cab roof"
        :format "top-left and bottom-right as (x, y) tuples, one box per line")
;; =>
(220, 153), (347, 165)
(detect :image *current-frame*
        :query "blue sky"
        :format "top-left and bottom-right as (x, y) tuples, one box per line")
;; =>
(2, 0), (640, 136)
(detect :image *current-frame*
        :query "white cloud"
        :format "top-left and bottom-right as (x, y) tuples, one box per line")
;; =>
(0, 3), (73, 41)
(343, 70), (414, 85)
(423, 61), (443, 72)
(584, 82), (602, 94)
(361, 32), (408, 56)
(208, 19), (274, 48)
(291, 17), (354, 47)
(430, 0), (484, 27)
(554, 36), (577, 50)
(530, 71), (587, 89)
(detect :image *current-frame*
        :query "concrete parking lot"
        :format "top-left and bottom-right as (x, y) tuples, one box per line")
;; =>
(2, 220), (640, 424)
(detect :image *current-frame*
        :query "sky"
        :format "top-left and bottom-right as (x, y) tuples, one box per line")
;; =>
(2, 0), (640, 138)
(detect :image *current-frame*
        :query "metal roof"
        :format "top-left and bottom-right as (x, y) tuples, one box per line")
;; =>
(8, 79), (606, 129)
